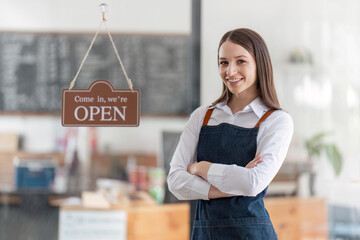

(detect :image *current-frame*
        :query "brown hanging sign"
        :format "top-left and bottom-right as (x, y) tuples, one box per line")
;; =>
(62, 4), (140, 127)
(62, 80), (140, 127)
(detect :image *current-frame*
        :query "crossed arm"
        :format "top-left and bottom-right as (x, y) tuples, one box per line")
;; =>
(187, 153), (263, 199)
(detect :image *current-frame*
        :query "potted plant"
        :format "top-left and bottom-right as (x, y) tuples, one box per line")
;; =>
(305, 132), (342, 195)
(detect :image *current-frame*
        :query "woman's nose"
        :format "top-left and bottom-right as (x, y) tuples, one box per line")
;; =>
(226, 62), (237, 76)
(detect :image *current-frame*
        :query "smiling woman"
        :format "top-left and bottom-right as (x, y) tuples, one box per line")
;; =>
(167, 28), (294, 240)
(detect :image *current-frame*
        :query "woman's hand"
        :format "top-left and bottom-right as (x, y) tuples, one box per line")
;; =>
(245, 153), (263, 168)
(208, 185), (233, 199)
(187, 161), (212, 180)
(187, 162), (198, 175)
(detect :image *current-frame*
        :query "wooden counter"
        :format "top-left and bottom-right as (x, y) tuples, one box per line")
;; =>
(126, 203), (190, 240)
(265, 197), (328, 240)
(60, 203), (190, 240)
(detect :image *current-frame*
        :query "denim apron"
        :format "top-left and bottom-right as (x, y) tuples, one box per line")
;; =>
(191, 107), (278, 240)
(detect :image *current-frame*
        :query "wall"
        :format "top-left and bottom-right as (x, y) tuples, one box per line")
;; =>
(0, 0), (190, 34)
(0, 0), (191, 167)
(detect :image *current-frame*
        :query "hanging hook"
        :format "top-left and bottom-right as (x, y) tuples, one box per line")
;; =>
(99, 3), (108, 21)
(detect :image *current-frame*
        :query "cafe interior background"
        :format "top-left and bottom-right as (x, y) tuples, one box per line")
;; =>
(1, 0), (360, 239)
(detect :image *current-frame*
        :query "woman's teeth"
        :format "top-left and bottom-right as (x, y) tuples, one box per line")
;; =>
(227, 78), (242, 83)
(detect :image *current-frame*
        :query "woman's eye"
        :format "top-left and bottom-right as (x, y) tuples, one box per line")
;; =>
(238, 60), (246, 64)
(219, 61), (228, 65)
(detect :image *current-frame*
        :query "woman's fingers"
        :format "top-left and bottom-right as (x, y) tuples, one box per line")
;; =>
(254, 153), (261, 161)
(187, 162), (199, 175)
(245, 154), (263, 168)
(251, 155), (262, 165)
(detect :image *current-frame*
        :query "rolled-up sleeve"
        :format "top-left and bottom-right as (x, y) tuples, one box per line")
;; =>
(167, 106), (211, 200)
(207, 111), (294, 196)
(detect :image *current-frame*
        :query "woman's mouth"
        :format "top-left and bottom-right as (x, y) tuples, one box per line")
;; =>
(227, 78), (243, 84)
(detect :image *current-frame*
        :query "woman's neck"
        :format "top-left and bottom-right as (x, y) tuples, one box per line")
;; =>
(227, 89), (259, 114)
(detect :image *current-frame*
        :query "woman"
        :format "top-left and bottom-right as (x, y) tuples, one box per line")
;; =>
(167, 28), (293, 239)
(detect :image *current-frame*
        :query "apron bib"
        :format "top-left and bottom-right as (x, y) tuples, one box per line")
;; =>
(191, 108), (278, 240)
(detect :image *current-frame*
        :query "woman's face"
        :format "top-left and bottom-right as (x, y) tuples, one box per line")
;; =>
(218, 40), (257, 97)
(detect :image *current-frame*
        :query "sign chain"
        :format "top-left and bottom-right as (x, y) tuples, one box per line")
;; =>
(69, 5), (134, 92)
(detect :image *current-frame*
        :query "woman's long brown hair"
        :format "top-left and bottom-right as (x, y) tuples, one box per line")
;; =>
(213, 28), (281, 110)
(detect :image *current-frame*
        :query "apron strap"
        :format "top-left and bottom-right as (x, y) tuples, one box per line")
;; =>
(203, 107), (275, 127)
(254, 109), (276, 127)
(202, 106), (214, 126)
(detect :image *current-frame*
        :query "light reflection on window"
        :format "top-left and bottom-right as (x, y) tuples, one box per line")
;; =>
(294, 75), (332, 108)
(347, 86), (359, 108)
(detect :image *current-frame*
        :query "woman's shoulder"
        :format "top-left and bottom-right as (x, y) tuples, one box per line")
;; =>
(181, 105), (212, 131)
(271, 109), (292, 119)
(258, 109), (293, 139)
(190, 104), (212, 118)
(267, 109), (293, 127)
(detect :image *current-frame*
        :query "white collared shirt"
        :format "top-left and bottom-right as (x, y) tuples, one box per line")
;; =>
(167, 97), (294, 200)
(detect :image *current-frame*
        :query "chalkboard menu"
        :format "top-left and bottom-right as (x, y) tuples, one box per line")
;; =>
(0, 33), (197, 115)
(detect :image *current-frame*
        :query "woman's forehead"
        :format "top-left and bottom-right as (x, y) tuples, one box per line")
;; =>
(219, 41), (252, 58)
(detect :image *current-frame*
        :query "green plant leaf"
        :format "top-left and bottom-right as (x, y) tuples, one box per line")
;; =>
(305, 132), (332, 158)
(307, 132), (331, 146)
(305, 131), (343, 176)
(324, 144), (342, 176)
(305, 142), (323, 158)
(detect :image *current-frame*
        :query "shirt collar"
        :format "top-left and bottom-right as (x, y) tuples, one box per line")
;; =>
(212, 97), (270, 118)
(249, 97), (271, 118)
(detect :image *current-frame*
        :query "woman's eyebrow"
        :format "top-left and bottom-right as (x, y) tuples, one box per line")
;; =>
(219, 55), (248, 60)
(235, 55), (248, 58)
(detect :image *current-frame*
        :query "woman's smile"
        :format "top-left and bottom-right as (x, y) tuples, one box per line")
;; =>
(227, 78), (244, 84)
